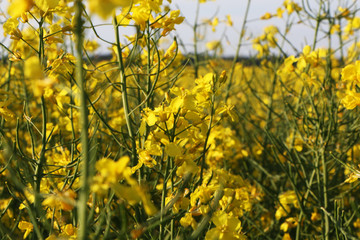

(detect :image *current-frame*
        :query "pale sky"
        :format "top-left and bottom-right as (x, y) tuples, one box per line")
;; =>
(169, 0), (320, 56)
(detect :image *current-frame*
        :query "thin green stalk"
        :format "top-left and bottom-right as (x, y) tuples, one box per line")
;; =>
(74, 1), (91, 239)
(159, 156), (170, 240)
(33, 96), (47, 231)
(198, 90), (215, 186)
(321, 149), (329, 240)
(113, 15), (137, 165)
(311, 0), (324, 50)
(146, 22), (152, 109)
(193, 0), (201, 78)
(225, 0), (251, 101)
(38, 17), (45, 66)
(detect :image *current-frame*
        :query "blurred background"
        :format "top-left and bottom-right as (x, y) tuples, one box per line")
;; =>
(0, 0), (336, 57)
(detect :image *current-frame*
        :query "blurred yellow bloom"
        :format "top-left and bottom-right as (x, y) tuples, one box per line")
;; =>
(0, 107), (15, 122)
(206, 40), (221, 51)
(279, 190), (298, 207)
(341, 61), (360, 84)
(311, 210), (321, 222)
(276, 7), (285, 18)
(283, 0), (302, 14)
(164, 40), (177, 58)
(62, 224), (77, 237)
(341, 91), (360, 110)
(3, 17), (22, 40)
(261, 12), (272, 20)
(344, 171), (360, 183)
(92, 156), (131, 195)
(282, 233), (292, 240)
(18, 221), (33, 239)
(25, 56), (44, 80)
(338, 7), (350, 18)
(88, 0), (132, 19)
(211, 17), (219, 32)
(42, 189), (77, 211)
(226, 15), (233, 26)
(354, 218), (360, 228)
(84, 39), (100, 52)
(131, 149), (157, 172)
(7, 0), (33, 18)
(275, 190), (299, 220)
(34, 0), (59, 12)
(113, 184), (157, 215)
(132, 5), (150, 30)
(180, 212), (197, 229)
(165, 142), (182, 157)
(205, 211), (244, 240)
(280, 217), (298, 232)
(344, 17), (360, 37)
(330, 24), (340, 34)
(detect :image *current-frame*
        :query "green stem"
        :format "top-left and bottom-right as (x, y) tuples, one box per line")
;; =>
(225, 0), (251, 101)
(198, 91), (215, 186)
(38, 17), (45, 66)
(321, 149), (329, 240)
(193, 0), (201, 78)
(113, 15), (137, 165)
(33, 96), (47, 229)
(74, 1), (91, 239)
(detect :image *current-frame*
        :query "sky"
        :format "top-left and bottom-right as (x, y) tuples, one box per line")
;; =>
(168, 0), (318, 56)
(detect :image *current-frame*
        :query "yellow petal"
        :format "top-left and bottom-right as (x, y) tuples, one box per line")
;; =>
(165, 142), (182, 157)
(34, 0), (59, 12)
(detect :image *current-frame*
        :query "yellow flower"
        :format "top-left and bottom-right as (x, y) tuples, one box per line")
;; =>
(283, 0), (302, 14)
(261, 12), (272, 20)
(42, 189), (77, 211)
(113, 184), (157, 215)
(84, 39), (100, 52)
(62, 224), (77, 237)
(279, 190), (298, 207)
(354, 218), (360, 228)
(180, 212), (198, 229)
(131, 149), (157, 173)
(338, 7), (350, 18)
(153, 9), (185, 36)
(311, 210), (321, 222)
(92, 156), (131, 195)
(164, 40), (177, 58)
(341, 91), (360, 110)
(7, 0), (33, 18)
(132, 5), (150, 30)
(18, 221), (33, 239)
(226, 15), (233, 26)
(282, 233), (292, 240)
(205, 211), (245, 240)
(276, 7), (285, 18)
(165, 142), (182, 157)
(34, 0), (59, 12)
(275, 190), (299, 220)
(206, 40), (221, 51)
(341, 61), (360, 84)
(88, 0), (132, 19)
(280, 217), (298, 232)
(211, 17), (219, 32)
(3, 17), (23, 40)
(330, 24), (340, 34)
(0, 107), (15, 122)
(344, 171), (360, 183)
(25, 56), (44, 80)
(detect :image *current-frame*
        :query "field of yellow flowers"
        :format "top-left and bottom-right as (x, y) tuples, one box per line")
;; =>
(1, 0), (360, 239)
